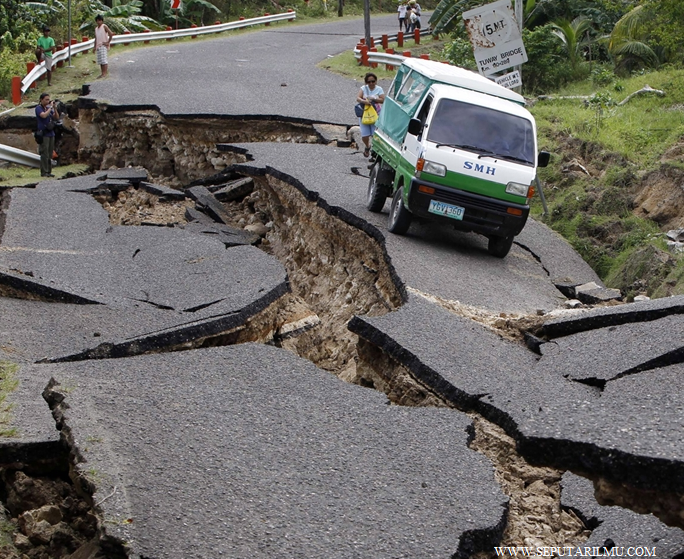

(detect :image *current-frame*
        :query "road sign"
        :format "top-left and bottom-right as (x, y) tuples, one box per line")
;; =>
(463, 0), (527, 77)
(495, 70), (521, 90)
(171, 0), (181, 9)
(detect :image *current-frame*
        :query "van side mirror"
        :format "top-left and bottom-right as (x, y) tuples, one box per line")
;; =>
(537, 151), (550, 168)
(407, 118), (423, 136)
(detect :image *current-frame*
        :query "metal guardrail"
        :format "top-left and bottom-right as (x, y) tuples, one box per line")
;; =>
(0, 144), (41, 168)
(353, 28), (432, 66)
(21, 11), (296, 93)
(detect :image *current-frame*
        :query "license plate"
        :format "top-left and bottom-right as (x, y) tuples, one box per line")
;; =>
(428, 199), (464, 221)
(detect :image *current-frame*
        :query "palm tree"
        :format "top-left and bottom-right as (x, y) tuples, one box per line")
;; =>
(607, 4), (659, 72)
(549, 16), (593, 72)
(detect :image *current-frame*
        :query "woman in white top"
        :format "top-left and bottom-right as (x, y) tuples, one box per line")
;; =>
(356, 72), (385, 159)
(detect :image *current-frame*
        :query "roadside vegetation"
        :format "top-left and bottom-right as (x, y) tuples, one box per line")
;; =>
(0, 361), (18, 438)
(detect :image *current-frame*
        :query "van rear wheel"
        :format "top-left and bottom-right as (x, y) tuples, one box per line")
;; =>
(488, 235), (514, 258)
(367, 163), (388, 212)
(388, 188), (412, 235)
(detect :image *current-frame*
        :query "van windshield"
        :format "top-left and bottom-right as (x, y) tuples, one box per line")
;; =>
(426, 99), (535, 166)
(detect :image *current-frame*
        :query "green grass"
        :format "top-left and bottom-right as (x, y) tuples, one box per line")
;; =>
(0, 163), (90, 187)
(532, 68), (684, 167)
(0, 361), (19, 438)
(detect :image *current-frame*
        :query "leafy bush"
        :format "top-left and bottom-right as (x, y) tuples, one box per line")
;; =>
(441, 36), (476, 71)
(0, 48), (32, 99)
(521, 24), (576, 94)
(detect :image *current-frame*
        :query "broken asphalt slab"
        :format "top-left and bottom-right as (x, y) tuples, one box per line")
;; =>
(536, 313), (684, 384)
(560, 473), (684, 554)
(39, 344), (508, 558)
(0, 175), (289, 359)
(349, 294), (684, 497)
(541, 295), (684, 337)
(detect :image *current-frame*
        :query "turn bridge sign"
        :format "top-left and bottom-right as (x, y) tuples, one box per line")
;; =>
(463, 0), (527, 76)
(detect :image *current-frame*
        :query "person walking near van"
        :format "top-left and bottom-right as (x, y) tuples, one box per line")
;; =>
(397, 1), (407, 32)
(357, 72), (385, 159)
(94, 14), (114, 78)
(35, 25), (55, 86)
(35, 92), (60, 177)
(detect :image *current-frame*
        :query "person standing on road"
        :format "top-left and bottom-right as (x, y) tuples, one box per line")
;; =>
(35, 25), (56, 86)
(408, 0), (421, 31)
(94, 14), (114, 78)
(397, 1), (407, 32)
(357, 72), (385, 159)
(35, 92), (60, 177)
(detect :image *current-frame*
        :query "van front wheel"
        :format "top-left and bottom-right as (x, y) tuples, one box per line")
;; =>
(488, 235), (514, 258)
(367, 164), (388, 212)
(388, 188), (412, 235)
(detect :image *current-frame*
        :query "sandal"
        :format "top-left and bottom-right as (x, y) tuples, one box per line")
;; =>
(363, 148), (370, 158)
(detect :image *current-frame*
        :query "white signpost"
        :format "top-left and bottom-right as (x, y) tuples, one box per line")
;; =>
(463, 0), (527, 77)
(495, 70), (521, 89)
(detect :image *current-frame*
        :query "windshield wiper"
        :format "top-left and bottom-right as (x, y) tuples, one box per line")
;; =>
(497, 154), (533, 165)
(436, 143), (484, 152)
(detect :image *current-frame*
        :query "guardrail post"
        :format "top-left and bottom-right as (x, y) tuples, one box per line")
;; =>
(360, 45), (369, 67)
(124, 30), (131, 45)
(144, 29), (151, 43)
(56, 56), (64, 68)
(26, 62), (37, 88)
(359, 38), (365, 45)
(414, 28), (420, 44)
(381, 34), (388, 49)
(239, 16), (245, 20)
(82, 36), (90, 54)
(11, 77), (21, 105)
(370, 47), (378, 68)
(386, 49), (395, 71)
(369, 36), (375, 48)
(190, 24), (197, 38)
(287, 8), (294, 20)
(264, 13), (270, 25)
(215, 20), (221, 24)
(420, 53), (430, 60)
(166, 26), (173, 40)
(403, 50), (411, 58)
(397, 32), (403, 48)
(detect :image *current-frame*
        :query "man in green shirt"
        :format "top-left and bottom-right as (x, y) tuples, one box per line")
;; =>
(35, 25), (56, 86)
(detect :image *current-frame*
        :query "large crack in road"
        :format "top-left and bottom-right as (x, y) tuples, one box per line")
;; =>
(1, 107), (683, 557)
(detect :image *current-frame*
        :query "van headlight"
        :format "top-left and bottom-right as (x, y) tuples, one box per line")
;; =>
(421, 160), (446, 177)
(506, 182), (530, 197)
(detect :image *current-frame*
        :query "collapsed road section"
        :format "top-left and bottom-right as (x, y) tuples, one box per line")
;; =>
(0, 109), (683, 557)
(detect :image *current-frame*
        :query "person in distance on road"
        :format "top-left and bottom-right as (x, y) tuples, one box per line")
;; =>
(397, 1), (408, 32)
(35, 92), (60, 177)
(94, 14), (114, 79)
(357, 72), (385, 159)
(35, 25), (55, 86)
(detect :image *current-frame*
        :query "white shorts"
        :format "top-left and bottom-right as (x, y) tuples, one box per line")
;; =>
(97, 45), (108, 66)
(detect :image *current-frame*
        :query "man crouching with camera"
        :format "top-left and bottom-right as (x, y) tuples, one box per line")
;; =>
(35, 93), (60, 178)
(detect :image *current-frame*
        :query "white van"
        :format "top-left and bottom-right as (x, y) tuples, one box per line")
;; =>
(368, 58), (549, 257)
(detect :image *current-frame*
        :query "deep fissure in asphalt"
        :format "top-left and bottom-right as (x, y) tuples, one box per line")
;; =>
(0, 109), (598, 557)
